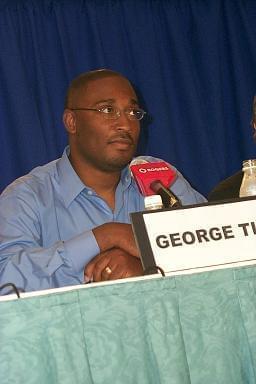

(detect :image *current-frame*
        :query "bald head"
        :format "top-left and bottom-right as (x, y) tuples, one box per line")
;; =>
(65, 69), (130, 109)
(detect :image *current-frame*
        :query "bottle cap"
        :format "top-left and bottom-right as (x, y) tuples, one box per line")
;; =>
(144, 195), (163, 210)
(242, 159), (256, 170)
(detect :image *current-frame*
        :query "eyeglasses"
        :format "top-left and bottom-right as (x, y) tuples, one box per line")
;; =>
(69, 106), (146, 121)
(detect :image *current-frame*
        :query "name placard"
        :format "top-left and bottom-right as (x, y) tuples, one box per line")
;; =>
(130, 197), (256, 276)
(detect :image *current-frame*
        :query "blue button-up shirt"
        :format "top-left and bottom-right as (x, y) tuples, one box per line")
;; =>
(0, 147), (206, 292)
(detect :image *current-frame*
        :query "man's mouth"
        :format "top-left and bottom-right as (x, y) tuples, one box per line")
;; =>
(108, 135), (133, 146)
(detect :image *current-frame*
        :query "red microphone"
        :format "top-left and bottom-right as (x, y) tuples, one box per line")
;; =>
(130, 159), (181, 208)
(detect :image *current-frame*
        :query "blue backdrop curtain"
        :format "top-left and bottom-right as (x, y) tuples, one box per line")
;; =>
(1, 0), (256, 196)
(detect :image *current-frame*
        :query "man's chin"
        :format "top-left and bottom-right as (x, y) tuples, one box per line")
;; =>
(103, 155), (133, 172)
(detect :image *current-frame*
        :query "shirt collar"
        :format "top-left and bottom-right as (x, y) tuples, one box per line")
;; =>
(120, 164), (133, 190)
(57, 146), (133, 207)
(57, 146), (86, 207)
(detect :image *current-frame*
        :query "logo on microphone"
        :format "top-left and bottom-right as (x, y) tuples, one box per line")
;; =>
(138, 166), (170, 174)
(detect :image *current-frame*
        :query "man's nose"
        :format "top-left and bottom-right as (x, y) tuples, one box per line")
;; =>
(115, 110), (133, 129)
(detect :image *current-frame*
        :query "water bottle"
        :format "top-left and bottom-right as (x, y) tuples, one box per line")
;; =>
(144, 195), (163, 210)
(239, 159), (256, 197)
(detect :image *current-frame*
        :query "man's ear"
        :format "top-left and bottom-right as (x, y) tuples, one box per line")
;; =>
(63, 109), (76, 134)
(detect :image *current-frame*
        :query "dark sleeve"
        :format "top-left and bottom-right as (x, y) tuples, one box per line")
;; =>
(208, 171), (243, 202)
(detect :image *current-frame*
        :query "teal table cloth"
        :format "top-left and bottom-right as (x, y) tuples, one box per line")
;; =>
(0, 265), (256, 384)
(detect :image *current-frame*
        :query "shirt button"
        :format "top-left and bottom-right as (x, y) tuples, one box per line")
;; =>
(87, 190), (93, 195)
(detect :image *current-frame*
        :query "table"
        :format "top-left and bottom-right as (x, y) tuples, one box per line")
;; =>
(1, 265), (256, 384)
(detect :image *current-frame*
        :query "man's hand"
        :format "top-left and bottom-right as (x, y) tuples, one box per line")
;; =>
(93, 223), (139, 258)
(84, 248), (143, 282)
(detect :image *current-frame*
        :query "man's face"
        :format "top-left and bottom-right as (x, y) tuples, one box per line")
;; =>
(68, 76), (141, 172)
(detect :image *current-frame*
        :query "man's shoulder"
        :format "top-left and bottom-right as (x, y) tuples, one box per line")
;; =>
(133, 155), (177, 170)
(1, 159), (59, 198)
(29, 158), (59, 179)
(134, 155), (164, 162)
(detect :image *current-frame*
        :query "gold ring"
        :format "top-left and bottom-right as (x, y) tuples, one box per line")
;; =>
(105, 266), (112, 275)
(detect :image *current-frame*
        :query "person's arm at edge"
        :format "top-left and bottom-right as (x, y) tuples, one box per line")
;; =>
(0, 192), (138, 293)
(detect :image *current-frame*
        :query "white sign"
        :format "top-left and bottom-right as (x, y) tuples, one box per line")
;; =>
(131, 198), (256, 276)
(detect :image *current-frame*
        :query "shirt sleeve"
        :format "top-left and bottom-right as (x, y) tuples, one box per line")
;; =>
(171, 169), (207, 205)
(137, 155), (207, 204)
(0, 184), (100, 293)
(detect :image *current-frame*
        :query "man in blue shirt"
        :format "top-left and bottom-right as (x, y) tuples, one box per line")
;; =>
(0, 69), (206, 293)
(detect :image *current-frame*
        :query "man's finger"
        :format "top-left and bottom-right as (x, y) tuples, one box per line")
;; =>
(103, 264), (126, 281)
(100, 264), (118, 281)
(93, 256), (112, 282)
(84, 252), (107, 281)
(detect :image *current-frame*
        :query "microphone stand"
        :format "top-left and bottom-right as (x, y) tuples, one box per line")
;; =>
(150, 181), (181, 208)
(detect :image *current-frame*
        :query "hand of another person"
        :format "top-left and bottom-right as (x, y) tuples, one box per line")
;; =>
(93, 223), (139, 258)
(84, 248), (143, 282)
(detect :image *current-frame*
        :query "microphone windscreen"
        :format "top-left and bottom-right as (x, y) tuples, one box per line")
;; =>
(130, 159), (177, 196)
